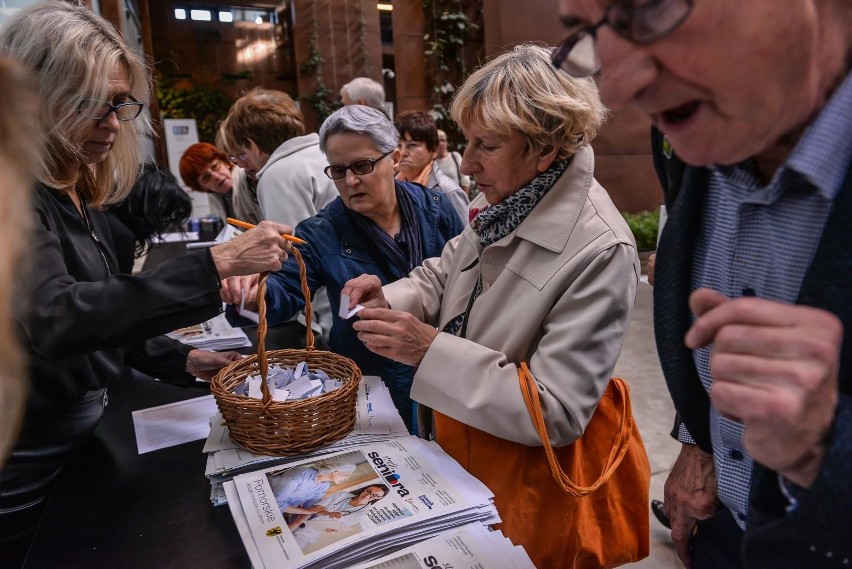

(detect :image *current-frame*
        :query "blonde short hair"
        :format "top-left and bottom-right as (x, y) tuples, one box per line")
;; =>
(0, 57), (40, 463)
(0, 1), (151, 206)
(215, 117), (234, 154)
(451, 43), (607, 160)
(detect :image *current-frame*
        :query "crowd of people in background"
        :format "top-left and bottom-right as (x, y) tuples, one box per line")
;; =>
(0, 0), (849, 567)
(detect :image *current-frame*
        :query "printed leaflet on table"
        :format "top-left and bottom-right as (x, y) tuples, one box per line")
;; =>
(167, 312), (251, 351)
(224, 436), (499, 569)
(205, 375), (409, 505)
(350, 523), (535, 569)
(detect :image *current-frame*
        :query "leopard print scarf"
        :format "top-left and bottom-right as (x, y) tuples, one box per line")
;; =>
(470, 158), (570, 247)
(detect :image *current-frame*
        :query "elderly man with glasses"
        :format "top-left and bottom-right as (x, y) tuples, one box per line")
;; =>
(554, 0), (852, 567)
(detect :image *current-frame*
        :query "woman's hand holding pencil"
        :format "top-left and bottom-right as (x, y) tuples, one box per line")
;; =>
(209, 220), (295, 278)
(227, 217), (307, 245)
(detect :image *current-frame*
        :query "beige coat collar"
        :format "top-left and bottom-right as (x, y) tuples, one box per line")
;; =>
(467, 144), (595, 254)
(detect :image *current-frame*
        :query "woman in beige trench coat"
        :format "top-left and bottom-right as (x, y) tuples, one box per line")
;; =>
(343, 44), (645, 567)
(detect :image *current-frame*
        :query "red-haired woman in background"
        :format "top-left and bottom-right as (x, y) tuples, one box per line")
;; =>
(179, 142), (261, 223)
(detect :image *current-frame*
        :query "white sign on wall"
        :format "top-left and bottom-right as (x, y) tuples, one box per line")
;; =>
(163, 118), (218, 218)
(163, 118), (199, 184)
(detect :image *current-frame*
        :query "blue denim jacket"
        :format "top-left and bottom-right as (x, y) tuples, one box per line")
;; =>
(231, 181), (464, 430)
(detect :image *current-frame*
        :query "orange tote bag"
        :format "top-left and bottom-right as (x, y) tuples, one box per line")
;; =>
(434, 364), (650, 568)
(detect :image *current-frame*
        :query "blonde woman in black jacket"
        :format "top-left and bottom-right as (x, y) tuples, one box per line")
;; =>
(0, 3), (295, 564)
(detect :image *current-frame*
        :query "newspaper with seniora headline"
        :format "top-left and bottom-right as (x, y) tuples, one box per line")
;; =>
(224, 436), (500, 569)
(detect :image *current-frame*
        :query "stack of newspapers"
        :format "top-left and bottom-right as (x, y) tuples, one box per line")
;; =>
(350, 523), (535, 569)
(204, 376), (410, 505)
(223, 436), (502, 569)
(167, 313), (251, 351)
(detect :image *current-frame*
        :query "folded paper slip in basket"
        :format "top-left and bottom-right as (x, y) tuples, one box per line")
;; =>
(433, 363), (650, 568)
(211, 247), (362, 456)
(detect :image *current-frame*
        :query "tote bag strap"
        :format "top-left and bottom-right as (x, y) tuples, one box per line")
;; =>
(518, 362), (632, 497)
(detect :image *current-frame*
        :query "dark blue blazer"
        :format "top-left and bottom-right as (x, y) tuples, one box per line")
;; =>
(652, 132), (852, 567)
(259, 181), (463, 429)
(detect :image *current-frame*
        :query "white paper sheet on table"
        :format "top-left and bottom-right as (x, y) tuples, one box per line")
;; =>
(132, 394), (219, 454)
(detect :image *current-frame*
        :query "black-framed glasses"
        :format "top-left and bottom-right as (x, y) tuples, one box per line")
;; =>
(323, 149), (393, 180)
(552, 0), (693, 77)
(363, 489), (385, 501)
(77, 96), (144, 121)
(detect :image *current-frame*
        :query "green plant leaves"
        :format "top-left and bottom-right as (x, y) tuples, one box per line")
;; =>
(156, 78), (233, 143)
(622, 210), (660, 251)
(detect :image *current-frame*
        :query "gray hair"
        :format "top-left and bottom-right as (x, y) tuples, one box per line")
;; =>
(0, 0), (151, 206)
(340, 77), (385, 112)
(319, 105), (399, 154)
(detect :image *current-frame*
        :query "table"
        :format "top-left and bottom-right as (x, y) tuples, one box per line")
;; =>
(23, 323), (322, 568)
(137, 227), (220, 273)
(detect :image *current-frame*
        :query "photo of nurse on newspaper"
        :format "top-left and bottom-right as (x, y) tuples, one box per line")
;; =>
(267, 452), (391, 554)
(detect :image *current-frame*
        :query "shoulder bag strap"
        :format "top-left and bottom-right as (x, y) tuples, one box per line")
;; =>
(517, 362), (631, 497)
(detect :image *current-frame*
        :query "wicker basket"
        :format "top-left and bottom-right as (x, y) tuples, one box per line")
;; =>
(211, 247), (361, 456)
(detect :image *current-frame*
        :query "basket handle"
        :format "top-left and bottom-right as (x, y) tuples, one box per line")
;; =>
(256, 247), (315, 406)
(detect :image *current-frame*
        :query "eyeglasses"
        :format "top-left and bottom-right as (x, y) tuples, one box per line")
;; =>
(323, 149), (393, 180)
(363, 489), (385, 500)
(77, 96), (144, 121)
(552, 0), (693, 77)
(228, 152), (248, 165)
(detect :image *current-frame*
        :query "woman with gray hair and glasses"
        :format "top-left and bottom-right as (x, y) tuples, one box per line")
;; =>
(222, 105), (464, 431)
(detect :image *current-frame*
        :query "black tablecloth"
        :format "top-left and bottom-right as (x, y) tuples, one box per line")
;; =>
(23, 322), (320, 568)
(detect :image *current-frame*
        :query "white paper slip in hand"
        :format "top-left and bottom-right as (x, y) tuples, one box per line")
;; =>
(236, 288), (260, 324)
(339, 292), (365, 320)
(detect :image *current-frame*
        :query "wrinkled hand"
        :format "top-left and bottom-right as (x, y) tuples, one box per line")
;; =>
(186, 349), (243, 381)
(341, 274), (389, 309)
(663, 443), (721, 568)
(353, 308), (438, 366)
(686, 288), (840, 488)
(221, 274), (260, 308)
(210, 221), (293, 279)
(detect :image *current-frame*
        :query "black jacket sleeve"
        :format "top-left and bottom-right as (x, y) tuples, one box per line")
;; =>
(124, 336), (196, 387)
(22, 189), (223, 360)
